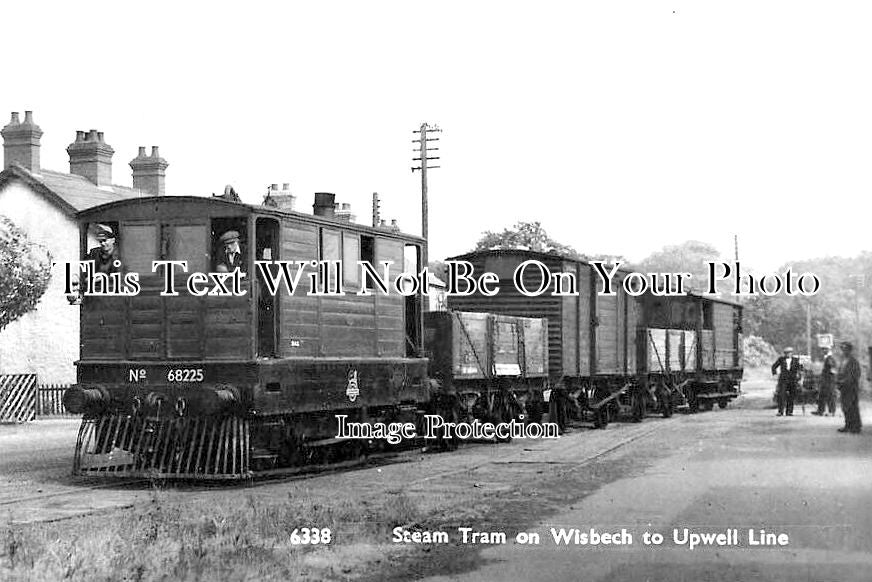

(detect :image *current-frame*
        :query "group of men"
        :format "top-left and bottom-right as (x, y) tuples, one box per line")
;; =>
(69, 224), (245, 303)
(84, 224), (245, 274)
(771, 342), (862, 433)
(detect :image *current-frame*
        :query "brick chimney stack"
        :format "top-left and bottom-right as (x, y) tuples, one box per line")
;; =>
(335, 202), (356, 223)
(2, 111), (43, 171)
(67, 129), (115, 186)
(262, 183), (296, 210)
(129, 145), (169, 196)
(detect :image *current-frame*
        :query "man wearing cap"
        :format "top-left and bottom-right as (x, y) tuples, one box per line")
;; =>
(67, 224), (120, 303)
(771, 347), (800, 416)
(216, 230), (244, 273)
(813, 346), (838, 416)
(837, 341), (862, 433)
(86, 224), (120, 275)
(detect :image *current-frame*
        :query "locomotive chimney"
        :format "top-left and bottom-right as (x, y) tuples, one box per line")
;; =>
(313, 192), (336, 218)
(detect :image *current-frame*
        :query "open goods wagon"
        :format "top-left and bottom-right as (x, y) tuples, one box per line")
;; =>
(637, 293), (743, 412)
(424, 311), (548, 426)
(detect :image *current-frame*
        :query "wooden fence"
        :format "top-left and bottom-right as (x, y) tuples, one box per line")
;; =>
(0, 376), (78, 422)
(37, 383), (77, 417)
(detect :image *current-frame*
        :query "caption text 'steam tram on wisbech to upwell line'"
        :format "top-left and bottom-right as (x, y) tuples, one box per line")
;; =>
(62, 194), (743, 479)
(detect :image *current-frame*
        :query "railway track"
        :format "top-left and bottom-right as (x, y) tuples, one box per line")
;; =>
(4, 416), (673, 526)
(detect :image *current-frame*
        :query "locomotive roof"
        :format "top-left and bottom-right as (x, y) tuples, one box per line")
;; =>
(76, 195), (426, 243)
(449, 248), (742, 308)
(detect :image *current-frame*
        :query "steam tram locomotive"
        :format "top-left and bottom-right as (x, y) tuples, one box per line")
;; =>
(64, 193), (434, 478)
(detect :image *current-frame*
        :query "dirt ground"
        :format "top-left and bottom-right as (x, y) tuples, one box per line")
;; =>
(2, 372), (871, 581)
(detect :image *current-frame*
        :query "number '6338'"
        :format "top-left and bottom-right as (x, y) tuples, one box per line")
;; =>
(290, 528), (332, 544)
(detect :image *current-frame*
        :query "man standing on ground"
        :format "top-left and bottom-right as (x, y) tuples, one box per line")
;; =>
(772, 347), (800, 416)
(837, 341), (862, 433)
(813, 346), (837, 416)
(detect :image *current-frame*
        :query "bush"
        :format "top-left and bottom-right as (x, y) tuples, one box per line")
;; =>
(743, 334), (778, 368)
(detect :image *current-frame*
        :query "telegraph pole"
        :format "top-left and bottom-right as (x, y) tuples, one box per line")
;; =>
(412, 123), (441, 270)
(806, 300), (812, 358)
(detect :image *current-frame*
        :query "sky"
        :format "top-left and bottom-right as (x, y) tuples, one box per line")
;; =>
(2, 1), (871, 273)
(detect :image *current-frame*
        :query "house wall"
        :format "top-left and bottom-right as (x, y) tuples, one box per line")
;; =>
(0, 180), (80, 383)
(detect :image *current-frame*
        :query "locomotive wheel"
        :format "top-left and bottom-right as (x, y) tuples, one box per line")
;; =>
(593, 405), (610, 429)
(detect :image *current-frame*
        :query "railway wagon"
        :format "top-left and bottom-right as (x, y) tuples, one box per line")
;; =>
(423, 311), (548, 427)
(446, 250), (643, 428)
(63, 193), (431, 479)
(638, 293), (743, 411)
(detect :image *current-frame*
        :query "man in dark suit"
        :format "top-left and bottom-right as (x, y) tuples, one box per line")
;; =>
(837, 341), (862, 433)
(772, 347), (800, 416)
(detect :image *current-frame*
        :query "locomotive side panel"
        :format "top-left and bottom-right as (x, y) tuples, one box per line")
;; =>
(278, 221), (320, 357)
(375, 238), (406, 357)
(203, 293), (252, 358)
(255, 358), (429, 415)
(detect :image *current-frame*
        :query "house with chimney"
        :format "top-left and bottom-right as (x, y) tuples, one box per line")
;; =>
(0, 111), (168, 383)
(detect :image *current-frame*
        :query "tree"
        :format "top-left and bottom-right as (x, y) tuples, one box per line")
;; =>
(474, 221), (587, 259)
(743, 254), (872, 355)
(0, 215), (52, 332)
(635, 240), (726, 291)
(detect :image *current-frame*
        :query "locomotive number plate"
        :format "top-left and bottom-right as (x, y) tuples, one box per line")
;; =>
(166, 368), (205, 382)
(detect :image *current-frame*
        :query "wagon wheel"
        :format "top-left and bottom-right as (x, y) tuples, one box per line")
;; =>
(660, 383), (674, 418)
(548, 390), (568, 434)
(687, 385), (700, 413)
(629, 388), (644, 423)
(701, 400), (714, 412)
(494, 391), (519, 443)
(593, 404), (610, 429)
(436, 394), (462, 451)
(525, 393), (544, 424)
